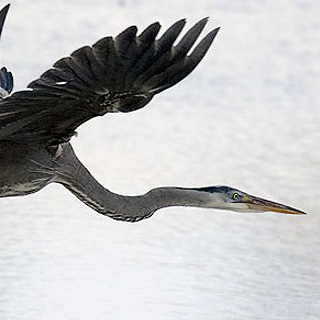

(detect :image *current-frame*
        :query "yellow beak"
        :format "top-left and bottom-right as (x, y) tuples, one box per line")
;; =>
(244, 194), (306, 215)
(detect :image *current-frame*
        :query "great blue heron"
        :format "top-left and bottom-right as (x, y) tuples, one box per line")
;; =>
(0, 4), (305, 222)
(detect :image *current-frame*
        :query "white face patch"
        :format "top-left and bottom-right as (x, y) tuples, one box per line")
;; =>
(203, 192), (250, 212)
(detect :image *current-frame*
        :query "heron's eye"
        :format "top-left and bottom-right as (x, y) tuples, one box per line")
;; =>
(232, 192), (240, 201)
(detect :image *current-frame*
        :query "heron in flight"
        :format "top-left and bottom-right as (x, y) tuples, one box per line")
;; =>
(0, 4), (305, 222)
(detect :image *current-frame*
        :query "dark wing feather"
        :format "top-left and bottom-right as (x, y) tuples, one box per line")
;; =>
(0, 4), (9, 41)
(0, 4), (13, 97)
(0, 18), (219, 146)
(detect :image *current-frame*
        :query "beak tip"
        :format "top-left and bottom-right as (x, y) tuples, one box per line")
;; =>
(246, 195), (307, 216)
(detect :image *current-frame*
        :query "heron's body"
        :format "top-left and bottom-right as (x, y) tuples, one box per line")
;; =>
(0, 141), (214, 222)
(0, 4), (306, 220)
(0, 140), (53, 196)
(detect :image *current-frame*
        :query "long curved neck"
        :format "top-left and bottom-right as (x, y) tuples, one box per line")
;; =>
(53, 144), (209, 222)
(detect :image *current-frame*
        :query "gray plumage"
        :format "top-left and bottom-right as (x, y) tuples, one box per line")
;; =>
(0, 4), (306, 220)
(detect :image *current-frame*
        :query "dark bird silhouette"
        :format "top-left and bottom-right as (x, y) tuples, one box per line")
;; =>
(0, 4), (12, 97)
(0, 4), (305, 221)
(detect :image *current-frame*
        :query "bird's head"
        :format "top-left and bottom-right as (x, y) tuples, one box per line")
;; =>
(196, 186), (306, 215)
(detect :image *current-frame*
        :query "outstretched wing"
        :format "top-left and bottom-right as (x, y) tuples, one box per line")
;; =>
(0, 4), (13, 98)
(0, 18), (219, 146)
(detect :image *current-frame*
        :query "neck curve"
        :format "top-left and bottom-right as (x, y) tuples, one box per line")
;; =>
(53, 144), (209, 222)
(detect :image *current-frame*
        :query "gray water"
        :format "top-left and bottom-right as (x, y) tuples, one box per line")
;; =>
(0, 0), (319, 319)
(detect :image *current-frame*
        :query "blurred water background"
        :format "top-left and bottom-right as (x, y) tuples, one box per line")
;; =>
(0, 0), (319, 319)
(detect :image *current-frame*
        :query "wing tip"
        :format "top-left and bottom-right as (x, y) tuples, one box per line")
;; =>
(0, 3), (10, 37)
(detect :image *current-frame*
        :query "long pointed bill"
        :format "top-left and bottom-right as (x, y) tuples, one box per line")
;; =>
(244, 195), (306, 215)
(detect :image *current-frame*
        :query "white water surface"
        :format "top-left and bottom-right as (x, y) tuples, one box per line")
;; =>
(0, 0), (319, 319)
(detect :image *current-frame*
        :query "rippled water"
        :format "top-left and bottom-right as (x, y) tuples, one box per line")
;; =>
(0, 0), (319, 319)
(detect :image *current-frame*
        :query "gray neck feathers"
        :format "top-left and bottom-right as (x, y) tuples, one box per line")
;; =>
(54, 145), (208, 222)
(62, 177), (209, 222)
